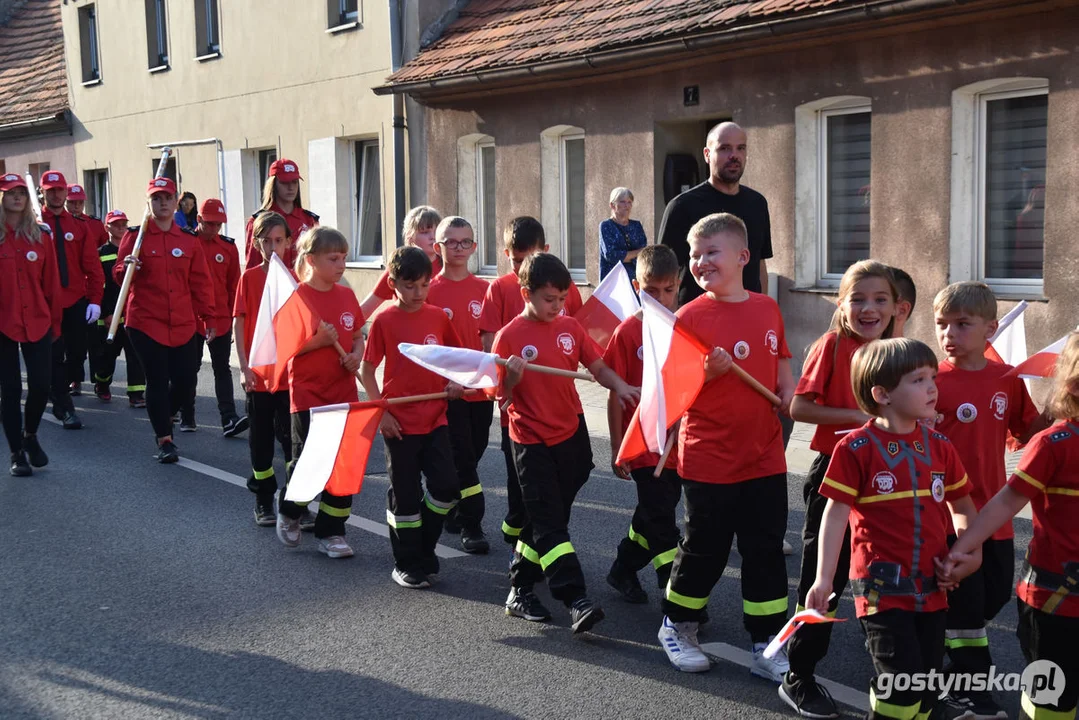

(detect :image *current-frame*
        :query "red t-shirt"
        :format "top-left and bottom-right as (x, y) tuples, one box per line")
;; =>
(1009, 421), (1079, 618)
(493, 314), (602, 446)
(362, 303), (462, 435)
(196, 233), (241, 337)
(821, 422), (971, 617)
(0, 226), (62, 343)
(795, 332), (868, 455)
(371, 256), (444, 301)
(603, 313), (676, 472)
(287, 283), (361, 412)
(427, 272), (488, 352)
(935, 359), (1039, 540)
(676, 293), (791, 484)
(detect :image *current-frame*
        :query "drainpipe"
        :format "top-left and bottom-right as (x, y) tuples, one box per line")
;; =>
(388, 0), (406, 246)
(146, 138), (226, 232)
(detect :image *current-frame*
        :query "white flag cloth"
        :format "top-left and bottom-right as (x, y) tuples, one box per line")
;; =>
(988, 300), (1028, 367)
(574, 262), (639, 350)
(399, 343), (500, 389)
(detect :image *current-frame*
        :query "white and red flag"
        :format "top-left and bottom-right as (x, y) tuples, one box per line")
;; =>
(398, 343), (500, 389)
(1009, 329), (1079, 379)
(985, 300), (1028, 367)
(616, 291), (710, 465)
(249, 253), (319, 392)
(284, 401), (386, 502)
(574, 262), (639, 351)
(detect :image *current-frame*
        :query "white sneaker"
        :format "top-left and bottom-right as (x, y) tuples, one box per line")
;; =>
(751, 637), (789, 683)
(318, 536), (354, 559)
(276, 513), (301, 548)
(658, 616), (710, 672)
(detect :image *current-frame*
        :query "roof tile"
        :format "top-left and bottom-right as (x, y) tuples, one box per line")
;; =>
(0, 0), (68, 125)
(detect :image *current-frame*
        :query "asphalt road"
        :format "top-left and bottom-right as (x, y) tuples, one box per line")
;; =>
(0, 362), (1035, 719)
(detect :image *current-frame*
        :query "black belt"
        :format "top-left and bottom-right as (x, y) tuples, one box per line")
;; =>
(851, 575), (939, 596)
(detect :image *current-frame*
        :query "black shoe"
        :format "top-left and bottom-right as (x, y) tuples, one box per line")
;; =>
(222, 415), (249, 438)
(778, 672), (839, 719)
(94, 383), (111, 402)
(931, 695), (978, 720)
(9, 451), (31, 477)
(607, 559), (648, 604)
(155, 440), (179, 464)
(443, 508), (462, 534)
(461, 527), (490, 554)
(129, 393), (146, 409)
(254, 497), (276, 527)
(68, 381), (82, 396)
(22, 435), (48, 468)
(59, 411), (83, 430)
(569, 596), (604, 634)
(505, 587), (552, 622)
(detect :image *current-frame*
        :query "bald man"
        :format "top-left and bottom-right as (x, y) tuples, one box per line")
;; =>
(659, 122), (773, 305)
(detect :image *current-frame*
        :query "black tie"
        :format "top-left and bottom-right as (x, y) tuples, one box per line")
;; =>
(53, 213), (69, 288)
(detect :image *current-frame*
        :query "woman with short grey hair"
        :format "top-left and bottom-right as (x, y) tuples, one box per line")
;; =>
(599, 187), (648, 280)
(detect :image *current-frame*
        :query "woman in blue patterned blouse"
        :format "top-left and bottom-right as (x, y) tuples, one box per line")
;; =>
(599, 187), (648, 280)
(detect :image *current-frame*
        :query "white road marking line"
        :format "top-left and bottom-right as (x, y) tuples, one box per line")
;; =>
(699, 641), (870, 713)
(175, 458), (467, 558)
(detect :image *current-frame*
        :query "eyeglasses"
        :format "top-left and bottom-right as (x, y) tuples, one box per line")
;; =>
(439, 239), (475, 250)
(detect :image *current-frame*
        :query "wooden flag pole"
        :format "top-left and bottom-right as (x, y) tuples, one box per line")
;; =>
(652, 423), (680, 478)
(730, 363), (782, 406)
(494, 357), (594, 382)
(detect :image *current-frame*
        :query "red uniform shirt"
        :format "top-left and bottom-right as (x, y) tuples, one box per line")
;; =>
(362, 304), (463, 435)
(427, 272), (488, 351)
(935, 360), (1039, 540)
(604, 313), (676, 472)
(0, 226), (62, 343)
(41, 207), (104, 308)
(676, 293), (791, 485)
(114, 223), (215, 347)
(795, 332), (868, 456)
(77, 214), (109, 249)
(243, 204), (319, 270)
(493, 314), (602, 446)
(287, 283), (361, 412)
(372, 256), (444, 301)
(196, 233), (241, 337)
(1009, 421), (1079, 618)
(821, 422), (971, 617)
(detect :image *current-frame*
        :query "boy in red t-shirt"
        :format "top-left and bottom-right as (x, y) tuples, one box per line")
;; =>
(658, 213), (795, 681)
(427, 216), (493, 554)
(605, 245), (682, 603)
(361, 246), (465, 589)
(479, 217), (583, 550)
(234, 212), (296, 528)
(808, 338), (977, 720)
(932, 281), (1047, 716)
(495, 253), (637, 632)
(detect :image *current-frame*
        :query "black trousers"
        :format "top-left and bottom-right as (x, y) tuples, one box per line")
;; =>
(384, 426), (459, 574)
(863, 609), (947, 720)
(446, 398), (493, 531)
(183, 331), (238, 425)
(788, 452), (852, 679)
(510, 416), (593, 606)
(127, 328), (200, 440)
(663, 474), (789, 642)
(501, 424), (527, 545)
(0, 332), (51, 454)
(615, 466), (682, 588)
(1017, 599), (1079, 719)
(50, 298), (88, 415)
(279, 410), (352, 538)
(944, 536), (1014, 676)
(89, 322), (146, 395)
(245, 390), (292, 498)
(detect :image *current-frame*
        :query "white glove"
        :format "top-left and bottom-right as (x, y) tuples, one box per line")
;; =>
(86, 304), (101, 324)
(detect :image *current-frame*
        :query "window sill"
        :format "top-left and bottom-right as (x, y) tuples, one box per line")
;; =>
(346, 260), (383, 270)
(195, 51), (221, 62)
(989, 292), (1049, 303)
(148, 64), (170, 74)
(326, 21), (359, 34)
(789, 285), (840, 295)
(81, 77), (102, 87)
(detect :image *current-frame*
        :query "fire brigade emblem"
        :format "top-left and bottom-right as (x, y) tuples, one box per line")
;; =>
(442, 308), (453, 320)
(734, 341), (750, 360)
(990, 392), (1008, 421)
(556, 333), (575, 355)
(522, 344), (538, 361)
(637, 346), (644, 361)
(64, 232), (74, 242)
(873, 471), (896, 495)
(469, 300), (482, 318)
(957, 403), (977, 423)
(765, 330), (779, 356)
(340, 312), (355, 332)
(215, 253), (225, 264)
(26, 251), (38, 262)
(887, 441), (900, 456)
(931, 472), (946, 503)
(423, 333), (438, 345)
(171, 248), (183, 257)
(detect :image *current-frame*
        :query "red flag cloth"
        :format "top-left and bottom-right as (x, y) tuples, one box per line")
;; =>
(249, 253), (319, 392)
(1008, 330), (1076, 379)
(284, 400), (387, 502)
(574, 262), (639, 351)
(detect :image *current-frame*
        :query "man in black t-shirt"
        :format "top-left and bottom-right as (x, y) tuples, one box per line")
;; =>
(659, 122), (773, 305)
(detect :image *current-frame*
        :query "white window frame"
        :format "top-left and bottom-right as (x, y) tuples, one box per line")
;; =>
(194, 0), (221, 60)
(817, 106), (872, 286)
(84, 169), (110, 218)
(559, 132), (586, 282)
(79, 4), (101, 85)
(475, 139), (497, 275)
(349, 138), (382, 266)
(949, 77), (1048, 298)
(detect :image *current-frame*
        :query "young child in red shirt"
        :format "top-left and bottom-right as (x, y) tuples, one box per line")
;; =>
(605, 245), (682, 604)
(276, 227), (363, 559)
(479, 217), (583, 551)
(808, 338), (977, 720)
(782, 259), (899, 718)
(943, 332), (1079, 720)
(234, 212), (298, 528)
(657, 213), (795, 680)
(359, 206), (442, 320)
(495, 252), (636, 632)
(361, 246), (465, 589)
(932, 281), (1047, 717)
(426, 216), (493, 554)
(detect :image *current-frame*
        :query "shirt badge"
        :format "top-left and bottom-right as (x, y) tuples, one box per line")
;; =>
(522, 344), (538, 362)
(913, 441), (925, 454)
(957, 403), (977, 423)
(733, 340), (750, 360)
(442, 308), (454, 320)
(64, 232), (74, 242)
(340, 312), (355, 332)
(637, 346), (644, 361)
(423, 333), (438, 345)
(215, 253), (225, 264)
(990, 392), (1008, 421)
(873, 471), (896, 495)
(557, 332), (575, 355)
(931, 472), (946, 503)
(172, 248), (183, 258)
(26, 250), (38, 262)
(764, 330), (779, 356)
(887, 441), (900, 456)
(469, 300), (482, 318)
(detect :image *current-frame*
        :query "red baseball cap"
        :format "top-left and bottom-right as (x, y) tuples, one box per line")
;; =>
(146, 177), (178, 196)
(198, 198), (227, 223)
(105, 210), (128, 225)
(269, 159), (302, 182)
(40, 171), (67, 189)
(67, 184), (87, 200)
(0, 173), (28, 192)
